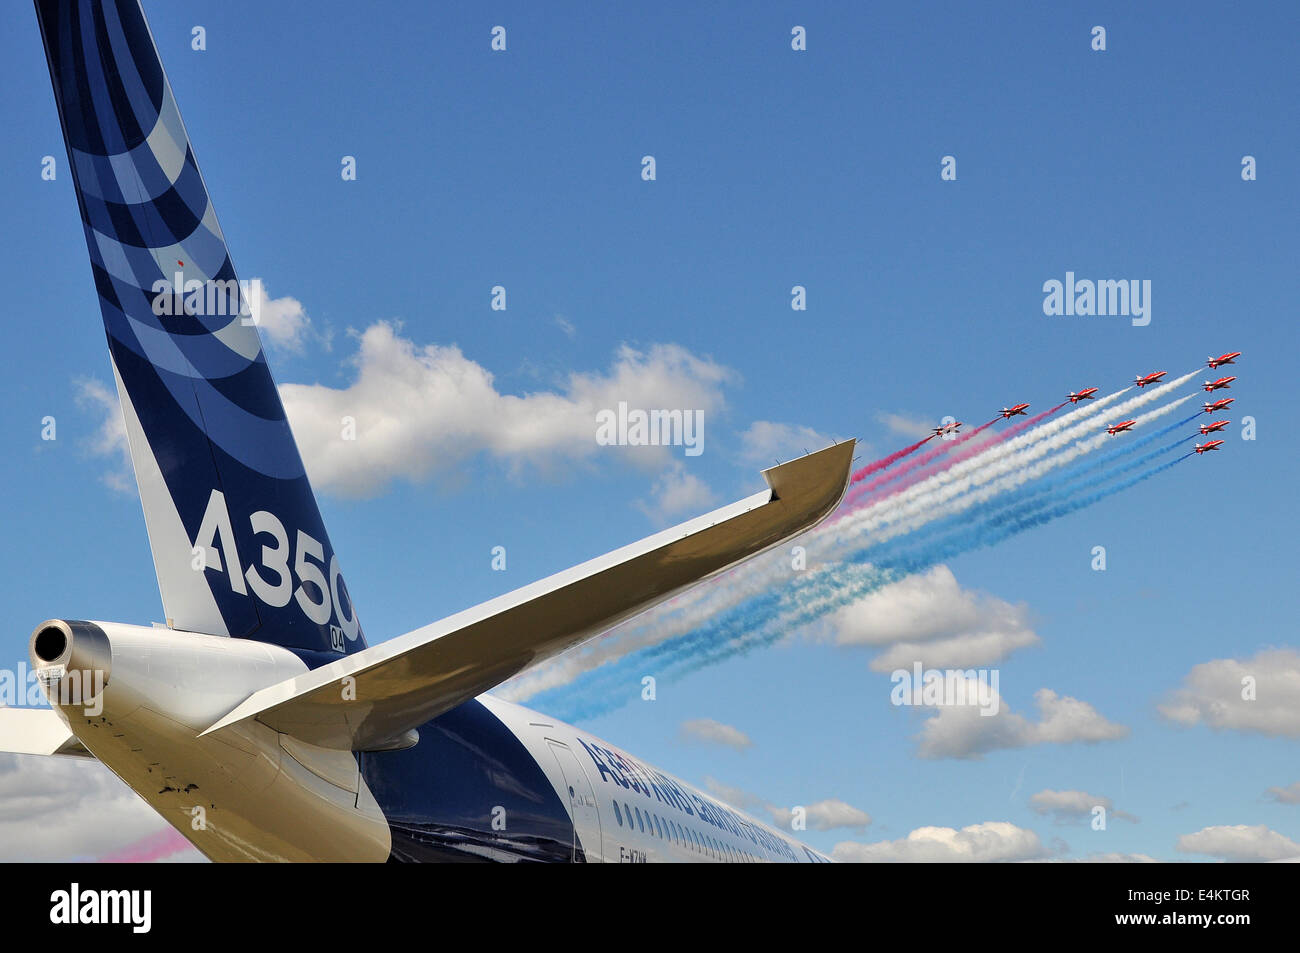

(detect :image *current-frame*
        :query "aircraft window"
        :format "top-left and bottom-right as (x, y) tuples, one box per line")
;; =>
(624, 802), (633, 828)
(654, 815), (664, 839)
(635, 807), (645, 833)
(613, 800), (623, 826)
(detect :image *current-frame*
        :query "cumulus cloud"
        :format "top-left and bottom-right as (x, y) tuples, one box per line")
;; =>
(0, 753), (202, 862)
(1176, 824), (1300, 862)
(248, 280), (312, 353)
(702, 778), (870, 832)
(738, 421), (838, 468)
(279, 324), (737, 497)
(833, 821), (1050, 863)
(1029, 788), (1138, 824)
(916, 685), (1128, 760)
(74, 378), (133, 494)
(820, 565), (1039, 672)
(637, 463), (718, 524)
(679, 718), (752, 752)
(1159, 648), (1300, 738)
(1266, 782), (1300, 805)
(875, 411), (934, 440)
(704, 777), (769, 812)
(769, 799), (872, 833)
(1052, 852), (1160, 864)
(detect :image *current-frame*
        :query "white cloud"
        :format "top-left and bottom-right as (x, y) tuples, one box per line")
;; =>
(248, 279), (311, 353)
(1266, 782), (1300, 805)
(769, 798), (872, 833)
(1159, 648), (1300, 738)
(821, 565), (1039, 672)
(554, 315), (577, 338)
(875, 411), (933, 440)
(637, 463), (717, 524)
(0, 753), (202, 862)
(1029, 852), (1164, 863)
(1029, 788), (1138, 824)
(1057, 852), (1160, 863)
(1176, 824), (1300, 862)
(279, 324), (737, 497)
(738, 421), (838, 468)
(73, 378), (132, 493)
(702, 778), (870, 832)
(679, 718), (752, 752)
(833, 821), (1050, 863)
(704, 777), (768, 812)
(916, 685), (1128, 760)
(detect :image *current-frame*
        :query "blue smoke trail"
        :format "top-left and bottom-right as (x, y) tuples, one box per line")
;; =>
(817, 428), (1200, 589)
(537, 446), (1196, 721)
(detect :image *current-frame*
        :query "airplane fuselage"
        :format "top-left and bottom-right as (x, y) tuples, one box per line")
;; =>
(364, 695), (823, 863)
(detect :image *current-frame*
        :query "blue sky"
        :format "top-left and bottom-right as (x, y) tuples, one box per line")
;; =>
(1, 0), (1297, 861)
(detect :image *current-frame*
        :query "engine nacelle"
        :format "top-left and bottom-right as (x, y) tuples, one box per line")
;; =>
(27, 621), (391, 861)
(29, 619), (308, 729)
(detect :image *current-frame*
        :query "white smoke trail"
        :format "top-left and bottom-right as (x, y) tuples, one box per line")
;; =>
(500, 371), (1200, 702)
(835, 394), (1195, 551)
(823, 369), (1199, 554)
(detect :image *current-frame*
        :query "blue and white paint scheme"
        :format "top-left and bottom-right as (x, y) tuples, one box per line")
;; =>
(2, 0), (849, 863)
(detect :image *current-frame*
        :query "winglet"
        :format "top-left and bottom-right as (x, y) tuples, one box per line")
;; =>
(201, 440), (854, 750)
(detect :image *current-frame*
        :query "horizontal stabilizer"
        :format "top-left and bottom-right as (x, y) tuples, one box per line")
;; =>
(203, 441), (854, 750)
(0, 707), (93, 758)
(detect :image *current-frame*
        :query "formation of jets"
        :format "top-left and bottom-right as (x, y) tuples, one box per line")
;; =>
(944, 355), (1241, 450)
(1207, 352), (1241, 369)
(1104, 355), (1242, 457)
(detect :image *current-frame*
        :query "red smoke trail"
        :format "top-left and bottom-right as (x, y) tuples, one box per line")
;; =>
(848, 434), (934, 485)
(842, 402), (1069, 515)
(844, 416), (999, 507)
(98, 826), (193, 863)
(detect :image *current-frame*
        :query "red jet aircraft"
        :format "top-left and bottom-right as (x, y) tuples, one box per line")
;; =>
(1066, 388), (1098, 403)
(1203, 397), (1235, 414)
(1194, 439), (1224, 454)
(1203, 376), (1236, 392)
(1207, 352), (1241, 369)
(1134, 371), (1167, 388)
(931, 421), (962, 437)
(1199, 419), (1230, 435)
(1000, 403), (1030, 419)
(1106, 420), (1137, 435)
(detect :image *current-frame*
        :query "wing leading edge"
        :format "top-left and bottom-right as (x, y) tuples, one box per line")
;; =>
(203, 441), (855, 750)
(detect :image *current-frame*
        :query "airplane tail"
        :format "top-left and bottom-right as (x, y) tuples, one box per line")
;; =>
(36, 0), (363, 656)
